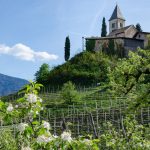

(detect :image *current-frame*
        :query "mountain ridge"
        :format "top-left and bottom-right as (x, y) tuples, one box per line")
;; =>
(0, 73), (28, 96)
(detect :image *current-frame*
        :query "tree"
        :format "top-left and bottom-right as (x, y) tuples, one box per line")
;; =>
(61, 81), (79, 104)
(35, 63), (50, 84)
(136, 23), (142, 32)
(101, 17), (107, 37)
(108, 49), (150, 110)
(86, 39), (95, 51)
(64, 36), (70, 61)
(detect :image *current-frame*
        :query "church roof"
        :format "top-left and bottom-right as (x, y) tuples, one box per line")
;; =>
(109, 4), (125, 21)
(109, 25), (133, 36)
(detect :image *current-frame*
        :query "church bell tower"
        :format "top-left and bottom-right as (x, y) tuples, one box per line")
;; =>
(109, 4), (126, 33)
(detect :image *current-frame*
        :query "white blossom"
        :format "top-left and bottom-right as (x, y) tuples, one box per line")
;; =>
(36, 111), (39, 115)
(82, 139), (92, 145)
(37, 135), (52, 143)
(21, 147), (31, 150)
(15, 105), (18, 108)
(26, 93), (37, 103)
(53, 134), (58, 138)
(61, 131), (72, 142)
(43, 121), (50, 130)
(18, 123), (28, 133)
(7, 104), (14, 112)
(39, 98), (42, 102)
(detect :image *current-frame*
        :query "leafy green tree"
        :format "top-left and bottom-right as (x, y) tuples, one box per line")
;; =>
(136, 23), (142, 32)
(101, 17), (107, 37)
(64, 36), (70, 61)
(108, 49), (150, 109)
(85, 39), (95, 51)
(61, 81), (80, 104)
(35, 63), (50, 84)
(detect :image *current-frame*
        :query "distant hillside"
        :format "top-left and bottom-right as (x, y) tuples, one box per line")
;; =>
(0, 73), (28, 96)
(36, 51), (116, 87)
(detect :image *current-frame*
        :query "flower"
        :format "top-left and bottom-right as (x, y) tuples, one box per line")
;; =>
(18, 123), (28, 133)
(7, 104), (14, 112)
(39, 98), (42, 102)
(53, 134), (58, 138)
(43, 121), (50, 130)
(36, 111), (39, 115)
(61, 131), (72, 142)
(37, 135), (52, 143)
(26, 93), (37, 103)
(82, 139), (92, 145)
(21, 147), (31, 150)
(15, 105), (18, 108)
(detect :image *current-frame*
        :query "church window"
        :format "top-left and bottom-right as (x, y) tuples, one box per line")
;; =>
(112, 23), (115, 28)
(120, 23), (123, 28)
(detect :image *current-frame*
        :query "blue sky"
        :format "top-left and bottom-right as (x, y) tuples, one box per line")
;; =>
(0, 0), (150, 80)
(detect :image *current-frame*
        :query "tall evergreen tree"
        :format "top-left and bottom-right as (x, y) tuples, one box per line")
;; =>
(136, 23), (142, 32)
(64, 36), (70, 61)
(101, 17), (107, 37)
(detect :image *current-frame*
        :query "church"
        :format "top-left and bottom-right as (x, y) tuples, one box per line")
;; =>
(85, 4), (150, 56)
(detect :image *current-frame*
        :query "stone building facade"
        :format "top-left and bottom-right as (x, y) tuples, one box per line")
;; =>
(85, 4), (150, 55)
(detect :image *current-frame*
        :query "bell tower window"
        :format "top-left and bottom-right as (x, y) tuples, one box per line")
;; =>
(112, 23), (115, 28)
(120, 23), (123, 28)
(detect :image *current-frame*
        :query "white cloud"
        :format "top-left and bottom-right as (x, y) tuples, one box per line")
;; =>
(0, 43), (58, 61)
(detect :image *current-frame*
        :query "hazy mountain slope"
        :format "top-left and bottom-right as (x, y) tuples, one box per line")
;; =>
(0, 73), (28, 96)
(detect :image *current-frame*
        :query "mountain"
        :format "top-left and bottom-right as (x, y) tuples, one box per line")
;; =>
(0, 73), (28, 96)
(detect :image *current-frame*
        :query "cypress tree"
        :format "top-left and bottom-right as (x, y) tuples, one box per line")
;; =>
(101, 17), (107, 37)
(64, 36), (70, 61)
(136, 23), (142, 32)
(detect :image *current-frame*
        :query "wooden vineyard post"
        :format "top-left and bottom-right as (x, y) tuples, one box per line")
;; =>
(148, 107), (150, 122)
(141, 108), (143, 124)
(54, 116), (56, 136)
(95, 102), (99, 136)
(89, 112), (98, 138)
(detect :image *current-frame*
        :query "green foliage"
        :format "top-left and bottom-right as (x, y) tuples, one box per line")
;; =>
(146, 35), (150, 49)
(61, 81), (80, 104)
(108, 49), (150, 109)
(136, 23), (142, 32)
(85, 39), (95, 51)
(0, 129), (17, 150)
(65, 36), (70, 61)
(47, 51), (112, 86)
(116, 43), (126, 58)
(101, 17), (107, 37)
(99, 117), (150, 150)
(0, 81), (150, 149)
(108, 39), (115, 55)
(35, 63), (50, 84)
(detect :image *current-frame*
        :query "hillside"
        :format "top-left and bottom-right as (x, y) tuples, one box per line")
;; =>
(37, 51), (116, 87)
(0, 73), (28, 96)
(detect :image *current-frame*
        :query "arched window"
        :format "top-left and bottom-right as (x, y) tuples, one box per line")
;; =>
(120, 23), (123, 28)
(112, 23), (115, 28)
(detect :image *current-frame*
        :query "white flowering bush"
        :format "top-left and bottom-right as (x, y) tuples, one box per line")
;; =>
(0, 82), (149, 150)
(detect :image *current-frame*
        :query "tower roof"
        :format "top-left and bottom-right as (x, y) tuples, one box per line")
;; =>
(109, 4), (125, 21)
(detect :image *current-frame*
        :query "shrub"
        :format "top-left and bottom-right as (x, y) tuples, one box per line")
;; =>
(61, 81), (80, 104)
